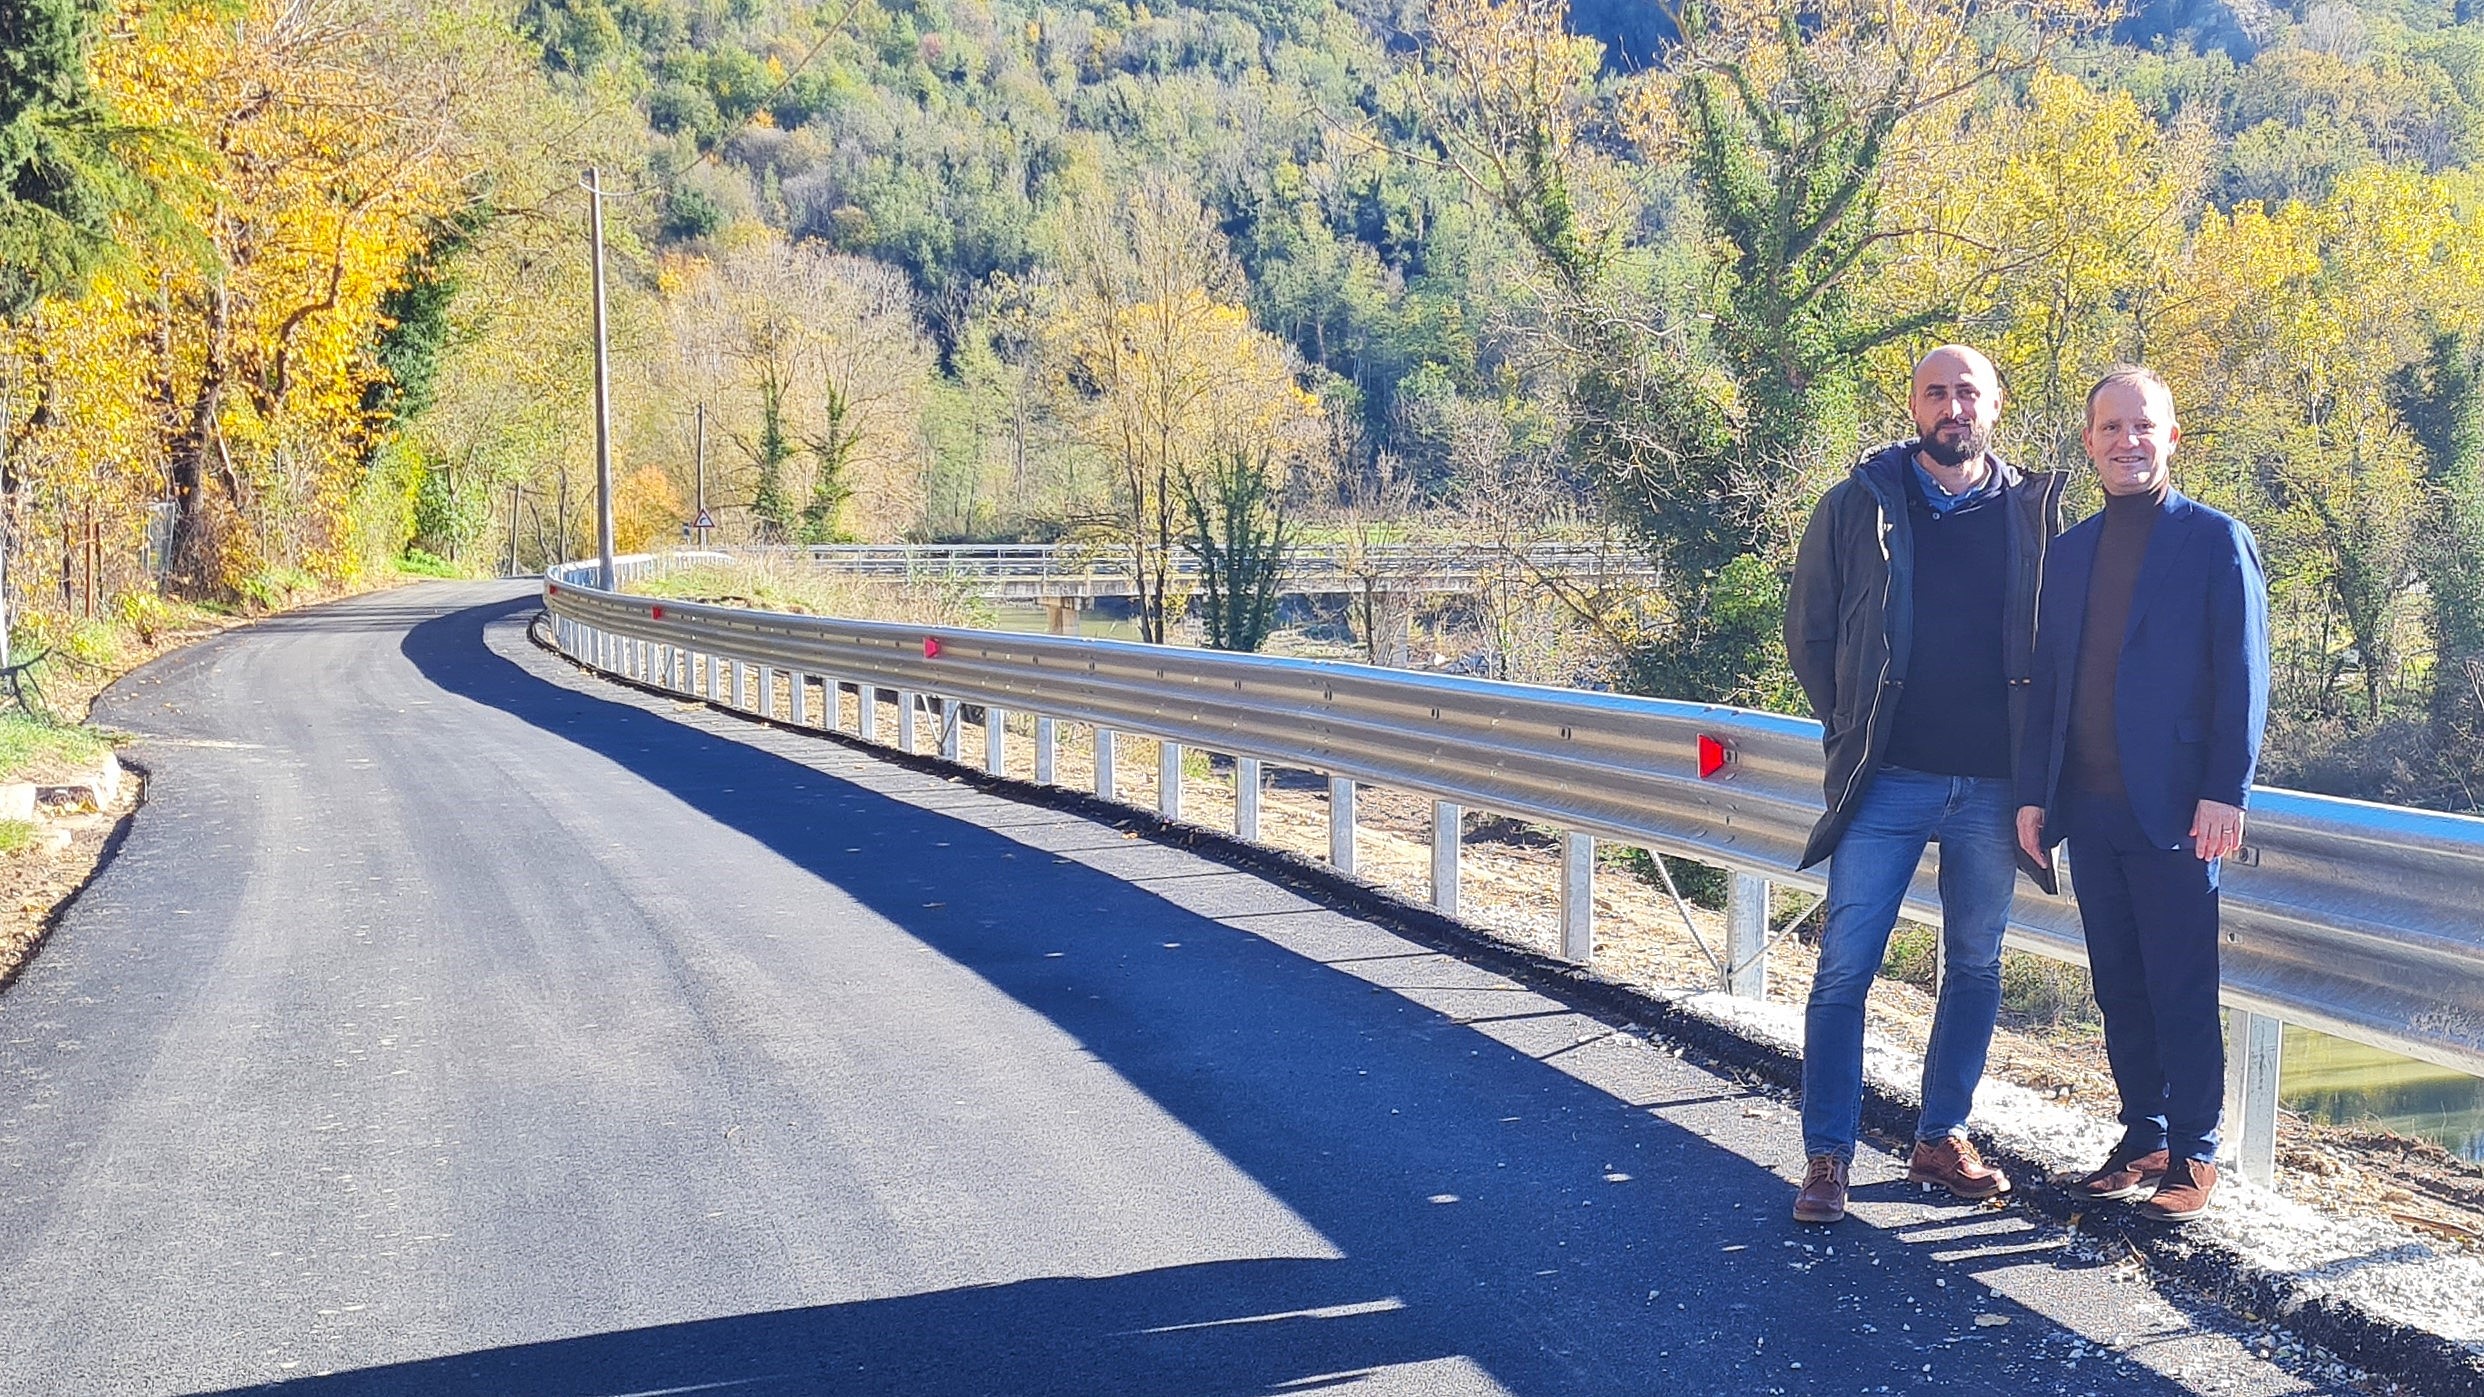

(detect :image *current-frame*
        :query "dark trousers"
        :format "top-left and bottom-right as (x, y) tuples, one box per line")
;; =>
(2063, 790), (2225, 1163)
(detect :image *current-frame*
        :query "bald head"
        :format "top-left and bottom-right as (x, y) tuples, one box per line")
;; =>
(1914, 344), (1999, 388)
(1910, 344), (2002, 475)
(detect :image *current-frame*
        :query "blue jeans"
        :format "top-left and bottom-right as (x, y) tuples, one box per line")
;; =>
(1801, 767), (2017, 1161)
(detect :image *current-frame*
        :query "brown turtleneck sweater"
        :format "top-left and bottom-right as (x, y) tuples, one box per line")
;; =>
(2065, 478), (2170, 796)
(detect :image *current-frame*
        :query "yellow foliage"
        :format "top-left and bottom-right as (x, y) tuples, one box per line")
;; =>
(615, 467), (687, 552)
(6, 0), (468, 618)
(1875, 67), (2210, 465)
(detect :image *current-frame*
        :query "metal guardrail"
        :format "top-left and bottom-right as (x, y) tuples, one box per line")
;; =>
(543, 553), (2484, 1184)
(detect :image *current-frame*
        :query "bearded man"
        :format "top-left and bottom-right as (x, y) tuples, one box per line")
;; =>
(1782, 345), (2065, 1224)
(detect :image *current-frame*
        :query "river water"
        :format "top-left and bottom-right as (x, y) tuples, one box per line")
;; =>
(2284, 1026), (2484, 1162)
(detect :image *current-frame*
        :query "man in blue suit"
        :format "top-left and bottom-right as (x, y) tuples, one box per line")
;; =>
(2015, 365), (2269, 1223)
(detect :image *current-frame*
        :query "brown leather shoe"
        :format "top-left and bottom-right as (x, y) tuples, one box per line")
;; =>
(2073, 1148), (2171, 1203)
(1793, 1154), (1849, 1224)
(2141, 1157), (2218, 1223)
(1907, 1134), (2011, 1200)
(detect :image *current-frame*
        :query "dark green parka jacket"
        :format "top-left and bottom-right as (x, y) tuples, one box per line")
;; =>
(1783, 442), (2065, 870)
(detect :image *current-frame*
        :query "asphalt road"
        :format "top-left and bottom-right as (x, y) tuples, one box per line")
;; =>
(0, 583), (2355, 1395)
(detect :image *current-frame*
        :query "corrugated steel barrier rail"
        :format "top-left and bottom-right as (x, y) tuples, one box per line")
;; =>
(542, 553), (2484, 1185)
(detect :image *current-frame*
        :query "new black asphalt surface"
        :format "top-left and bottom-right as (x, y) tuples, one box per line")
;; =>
(0, 583), (2356, 1395)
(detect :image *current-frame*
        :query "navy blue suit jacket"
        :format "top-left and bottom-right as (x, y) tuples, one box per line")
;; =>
(2016, 488), (2270, 852)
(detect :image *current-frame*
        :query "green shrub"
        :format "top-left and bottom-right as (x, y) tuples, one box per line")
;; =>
(238, 566), (319, 613)
(1608, 845), (1731, 910)
(0, 819), (35, 856)
(1882, 925), (1938, 988)
(399, 548), (464, 579)
(112, 590), (175, 644)
(60, 619), (119, 669)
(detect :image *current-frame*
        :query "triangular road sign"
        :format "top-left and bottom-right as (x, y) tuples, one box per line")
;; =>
(693, 509), (716, 529)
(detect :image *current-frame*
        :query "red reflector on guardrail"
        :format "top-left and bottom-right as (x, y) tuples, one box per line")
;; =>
(924, 637), (942, 659)
(1698, 734), (1735, 780)
(650, 605), (665, 621)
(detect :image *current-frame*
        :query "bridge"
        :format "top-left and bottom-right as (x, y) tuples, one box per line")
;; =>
(778, 542), (1660, 654)
(0, 566), (2475, 1393)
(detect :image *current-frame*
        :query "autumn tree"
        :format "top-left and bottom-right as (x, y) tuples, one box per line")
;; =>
(86, 0), (463, 590)
(2153, 166), (2484, 725)
(1874, 68), (2208, 471)
(658, 239), (932, 544)
(1051, 183), (1321, 643)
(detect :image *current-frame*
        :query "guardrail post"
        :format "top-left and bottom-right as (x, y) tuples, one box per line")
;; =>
(791, 673), (809, 726)
(1036, 717), (1057, 784)
(1235, 757), (1261, 840)
(938, 699), (961, 761)
(985, 707), (1006, 775)
(1329, 777), (1356, 874)
(733, 661), (749, 709)
(899, 691), (918, 753)
(1095, 728), (1116, 799)
(1157, 741), (1183, 819)
(1561, 833), (1593, 963)
(1432, 801), (1461, 914)
(1726, 872), (1769, 999)
(759, 666), (778, 719)
(2223, 1009), (2284, 1185)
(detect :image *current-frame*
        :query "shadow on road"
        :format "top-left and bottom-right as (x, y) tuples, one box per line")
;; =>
(196, 1258), (1455, 1396)
(185, 594), (2191, 1395)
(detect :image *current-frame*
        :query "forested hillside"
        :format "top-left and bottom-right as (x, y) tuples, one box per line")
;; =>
(2, 0), (2481, 804)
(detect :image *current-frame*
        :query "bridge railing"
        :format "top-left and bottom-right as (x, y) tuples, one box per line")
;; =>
(749, 542), (1661, 589)
(543, 553), (2484, 1185)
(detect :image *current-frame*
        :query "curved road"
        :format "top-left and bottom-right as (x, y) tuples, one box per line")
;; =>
(0, 583), (2346, 1395)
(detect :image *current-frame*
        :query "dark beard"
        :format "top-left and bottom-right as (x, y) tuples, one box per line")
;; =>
(1917, 424), (1989, 469)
